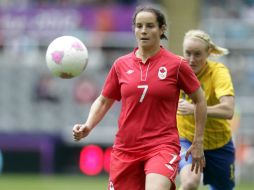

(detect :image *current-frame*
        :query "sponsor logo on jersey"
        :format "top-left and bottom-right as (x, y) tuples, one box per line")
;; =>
(158, 67), (167, 80)
(126, 69), (134, 74)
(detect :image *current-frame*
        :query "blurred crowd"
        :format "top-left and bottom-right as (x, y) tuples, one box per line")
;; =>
(0, 0), (151, 8)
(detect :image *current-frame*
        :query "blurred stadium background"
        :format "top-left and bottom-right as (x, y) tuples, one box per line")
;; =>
(0, 0), (254, 189)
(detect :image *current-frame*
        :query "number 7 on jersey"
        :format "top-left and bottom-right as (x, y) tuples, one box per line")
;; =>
(137, 85), (148, 103)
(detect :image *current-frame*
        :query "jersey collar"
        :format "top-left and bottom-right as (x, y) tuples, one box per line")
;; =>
(132, 46), (164, 64)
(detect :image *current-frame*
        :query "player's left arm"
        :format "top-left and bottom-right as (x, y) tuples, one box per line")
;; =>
(185, 87), (207, 174)
(209, 65), (235, 119)
(207, 95), (234, 119)
(178, 95), (234, 119)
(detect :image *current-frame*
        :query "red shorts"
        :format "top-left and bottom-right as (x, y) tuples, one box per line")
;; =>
(108, 148), (180, 190)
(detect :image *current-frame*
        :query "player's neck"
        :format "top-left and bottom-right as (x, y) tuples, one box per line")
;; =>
(136, 46), (160, 63)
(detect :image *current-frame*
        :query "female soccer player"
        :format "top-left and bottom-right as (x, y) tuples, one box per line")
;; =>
(177, 29), (235, 190)
(73, 7), (207, 190)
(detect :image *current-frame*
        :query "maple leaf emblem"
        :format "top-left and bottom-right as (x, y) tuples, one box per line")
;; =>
(160, 68), (166, 73)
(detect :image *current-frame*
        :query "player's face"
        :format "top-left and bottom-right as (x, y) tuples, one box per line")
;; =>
(134, 11), (163, 49)
(183, 38), (209, 74)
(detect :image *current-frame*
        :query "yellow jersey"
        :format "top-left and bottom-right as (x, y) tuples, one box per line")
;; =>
(177, 60), (234, 150)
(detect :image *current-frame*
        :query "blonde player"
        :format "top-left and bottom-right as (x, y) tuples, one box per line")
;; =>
(177, 29), (235, 190)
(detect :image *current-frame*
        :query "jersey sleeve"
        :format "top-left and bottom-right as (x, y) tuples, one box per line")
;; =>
(212, 64), (234, 99)
(101, 62), (121, 101)
(177, 59), (200, 94)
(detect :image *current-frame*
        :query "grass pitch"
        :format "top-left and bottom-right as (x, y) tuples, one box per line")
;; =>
(0, 174), (107, 190)
(0, 174), (253, 190)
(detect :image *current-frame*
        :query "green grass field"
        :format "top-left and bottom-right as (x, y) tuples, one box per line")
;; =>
(0, 174), (107, 190)
(0, 174), (253, 190)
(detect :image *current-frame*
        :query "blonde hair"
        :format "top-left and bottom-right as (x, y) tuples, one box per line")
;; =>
(184, 29), (229, 56)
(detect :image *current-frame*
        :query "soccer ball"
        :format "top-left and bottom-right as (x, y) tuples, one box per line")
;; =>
(46, 36), (88, 79)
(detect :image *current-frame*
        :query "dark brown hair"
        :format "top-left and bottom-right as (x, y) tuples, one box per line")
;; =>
(132, 6), (168, 40)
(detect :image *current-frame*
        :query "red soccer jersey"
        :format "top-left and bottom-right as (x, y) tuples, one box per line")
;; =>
(102, 47), (200, 154)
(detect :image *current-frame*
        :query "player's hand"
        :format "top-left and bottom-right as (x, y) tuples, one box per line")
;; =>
(73, 124), (91, 141)
(185, 141), (206, 174)
(177, 99), (194, 115)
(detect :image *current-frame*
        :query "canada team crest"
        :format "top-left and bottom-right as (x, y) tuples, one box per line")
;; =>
(158, 66), (167, 80)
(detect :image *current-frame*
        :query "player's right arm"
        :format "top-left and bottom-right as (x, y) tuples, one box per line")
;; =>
(73, 95), (115, 141)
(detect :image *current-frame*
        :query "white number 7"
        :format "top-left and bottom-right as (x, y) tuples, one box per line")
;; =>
(169, 154), (177, 164)
(137, 85), (148, 103)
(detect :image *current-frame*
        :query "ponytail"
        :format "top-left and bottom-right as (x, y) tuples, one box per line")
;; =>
(184, 30), (229, 56)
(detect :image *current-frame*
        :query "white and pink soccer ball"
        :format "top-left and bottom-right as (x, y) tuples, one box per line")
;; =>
(46, 36), (88, 79)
